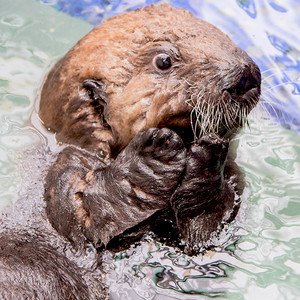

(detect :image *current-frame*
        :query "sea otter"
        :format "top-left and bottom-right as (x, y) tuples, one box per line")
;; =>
(0, 4), (260, 299)
(39, 4), (261, 254)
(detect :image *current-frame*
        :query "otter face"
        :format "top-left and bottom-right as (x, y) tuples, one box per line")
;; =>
(39, 4), (261, 156)
(106, 38), (261, 151)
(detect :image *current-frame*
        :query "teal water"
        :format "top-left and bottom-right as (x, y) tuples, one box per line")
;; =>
(0, 0), (299, 299)
(0, 0), (92, 208)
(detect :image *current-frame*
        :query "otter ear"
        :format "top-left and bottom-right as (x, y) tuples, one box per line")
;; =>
(82, 79), (107, 106)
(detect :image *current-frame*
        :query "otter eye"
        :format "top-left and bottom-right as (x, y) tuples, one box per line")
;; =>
(153, 53), (172, 71)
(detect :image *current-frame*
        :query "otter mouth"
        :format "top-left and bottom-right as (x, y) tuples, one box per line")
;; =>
(223, 83), (261, 112)
(178, 62), (261, 146)
(168, 121), (236, 150)
(230, 84), (259, 97)
(164, 85), (260, 150)
(182, 84), (260, 146)
(160, 117), (230, 151)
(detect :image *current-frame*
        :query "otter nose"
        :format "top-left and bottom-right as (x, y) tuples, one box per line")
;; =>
(227, 64), (261, 99)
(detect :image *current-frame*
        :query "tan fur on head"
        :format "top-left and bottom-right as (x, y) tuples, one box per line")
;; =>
(39, 4), (260, 156)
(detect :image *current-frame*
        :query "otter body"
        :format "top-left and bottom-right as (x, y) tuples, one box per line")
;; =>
(1, 4), (261, 299)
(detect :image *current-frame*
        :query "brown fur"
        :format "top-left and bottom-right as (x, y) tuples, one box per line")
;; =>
(38, 4), (260, 253)
(40, 4), (260, 154)
(39, 2), (261, 254)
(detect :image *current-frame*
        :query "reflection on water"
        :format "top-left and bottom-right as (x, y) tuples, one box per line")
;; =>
(0, 0), (300, 299)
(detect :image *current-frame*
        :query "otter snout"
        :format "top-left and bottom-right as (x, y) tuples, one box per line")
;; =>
(226, 62), (261, 102)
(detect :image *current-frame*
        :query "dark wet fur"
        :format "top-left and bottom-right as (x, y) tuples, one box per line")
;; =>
(45, 129), (243, 256)
(0, 232), (92, 300)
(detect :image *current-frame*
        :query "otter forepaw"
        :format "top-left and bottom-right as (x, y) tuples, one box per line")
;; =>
(196, 133), (229, 163)
(186, 134), (229, 176)
(117, 128), (187, 202)
(134, 128), (187, 163)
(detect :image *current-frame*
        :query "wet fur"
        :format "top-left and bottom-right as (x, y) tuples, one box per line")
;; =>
(0, 4), (260, 299)
(0, 232), (99, 299)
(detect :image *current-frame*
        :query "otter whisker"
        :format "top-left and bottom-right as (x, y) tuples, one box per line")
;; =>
(259, 95), (283, 122)
(222, 101), (232, 129)
(201, 100), (213, 135)
(242, 106), (247, 125)
(263, 81), (294, 93)
(190, 88), (211, 139)
(186, 65), (260, 140)
(208, 104), (216, 132)
(191, 108), (198, 138)
(261, 67), (281, 75)
(261, 71), (283, 82)
(215, 104), (222, 133)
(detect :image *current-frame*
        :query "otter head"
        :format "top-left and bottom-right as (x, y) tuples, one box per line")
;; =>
(39, 4), (261, 157)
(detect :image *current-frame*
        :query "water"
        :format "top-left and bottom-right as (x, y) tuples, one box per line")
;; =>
(0, 0), (299, 299)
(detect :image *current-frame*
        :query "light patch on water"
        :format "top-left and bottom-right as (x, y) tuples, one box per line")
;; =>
(262, 225), (300, 242)
(244, 284), (280, 300)
(0, 57), (44, 99)
(1, 14), (25, 27)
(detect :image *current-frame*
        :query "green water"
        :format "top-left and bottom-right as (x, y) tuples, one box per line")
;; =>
(0, 0), (92, 208)
(230, 118), (300, 299)
(0, 1), (300, 299)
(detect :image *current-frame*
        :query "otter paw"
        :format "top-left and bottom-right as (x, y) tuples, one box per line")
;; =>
(196, 133), (228, 159)
(119, 128), (187, 201)
(189, 134), (229, 170)
(134, 128), (187, 163)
